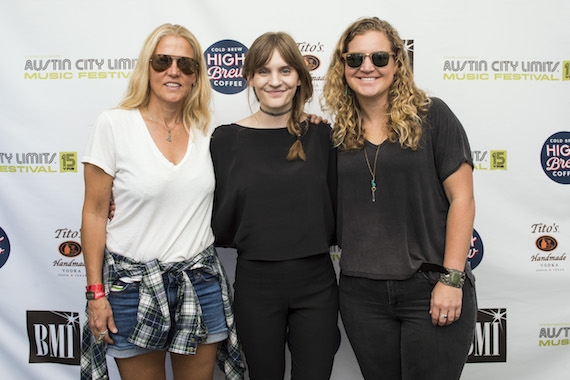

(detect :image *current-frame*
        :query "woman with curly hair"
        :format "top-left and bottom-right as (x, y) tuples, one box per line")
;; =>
(322, 17), (477, 380)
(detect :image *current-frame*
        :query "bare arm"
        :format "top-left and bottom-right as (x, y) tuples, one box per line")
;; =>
(430, 162), (475, 326)
(81, 163), (117, 342)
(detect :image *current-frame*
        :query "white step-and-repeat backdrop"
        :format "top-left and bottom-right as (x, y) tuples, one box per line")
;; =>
(1, 0), (569, 379)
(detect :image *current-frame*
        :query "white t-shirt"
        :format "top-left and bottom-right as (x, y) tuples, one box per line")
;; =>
(82, 108), (215, 263)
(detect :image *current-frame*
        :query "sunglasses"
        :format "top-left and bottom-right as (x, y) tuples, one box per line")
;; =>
(150, 54), (199, 75)
(342, 51), (394, 68)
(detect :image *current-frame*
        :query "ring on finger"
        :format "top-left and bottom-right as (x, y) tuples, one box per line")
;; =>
(95, 329), (109, 343)
(439, 314), (448, 319)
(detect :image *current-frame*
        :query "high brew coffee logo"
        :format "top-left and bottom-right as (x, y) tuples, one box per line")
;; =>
(27, 310), (80, 365)
(467, 229), (484, 269)
(204, 40), (248, 94)
(0, 227), (10, 269)
(540, 131), (570, 184)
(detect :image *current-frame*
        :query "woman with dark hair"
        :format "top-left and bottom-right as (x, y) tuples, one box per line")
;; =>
(323, 17), (477, 380)
(211, 32), (339, 380)
(80, 23), (244, 380)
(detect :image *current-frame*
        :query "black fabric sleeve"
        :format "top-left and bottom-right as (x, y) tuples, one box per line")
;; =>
(429, 97), (473, 182)
(210, 125), (238, 248)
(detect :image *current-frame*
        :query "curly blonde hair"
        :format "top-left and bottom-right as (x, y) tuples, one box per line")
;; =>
(242, 32), (313, 161)
(118, 24), (211, 136)
(322, 17), (430, 150)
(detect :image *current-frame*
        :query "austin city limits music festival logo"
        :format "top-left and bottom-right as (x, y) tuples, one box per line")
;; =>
(538, 324), (570, 348)
(443, 58), (570, 81)
(540, 131), (570, 184)
(204, 40), (248, 94)
(23, 57), (136, 80)
(0, 227), (10, 269)
(27, 310), (80, 365)
(0, 152), (77, 174)
(472, 149), (507, 171)
(467, 308), (507, 362)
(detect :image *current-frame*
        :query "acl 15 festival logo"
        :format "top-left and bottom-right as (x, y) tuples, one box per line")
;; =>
(530, 222), (566, 272)
(540, 131), (570, 184)
(27, 311), (80, 365)
(204, 40), (248, 94)
(538, 324), (569, 348)
(443, 58), (570, 82)
(0, 152), (77, 174)
(54, 227), (85, 278)
(23, 57), (136, 80)
(472, 149), (507, 171)
(467, 308), (507, 363)
(0, 227), (10, 269)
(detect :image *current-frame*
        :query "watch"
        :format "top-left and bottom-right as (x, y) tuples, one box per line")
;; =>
(438, 268), (466, 288)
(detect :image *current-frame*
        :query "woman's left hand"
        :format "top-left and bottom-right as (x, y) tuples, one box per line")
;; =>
(430, 281), (463, 326)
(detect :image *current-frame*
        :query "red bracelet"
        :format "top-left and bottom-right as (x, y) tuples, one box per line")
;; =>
(86, 284), (104, 292)
(85, 290), (105, 300)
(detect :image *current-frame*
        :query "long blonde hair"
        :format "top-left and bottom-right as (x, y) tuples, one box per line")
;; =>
(242, 32), (313, 161)
(322, 17), (430, 150)
(118, 24), (211, 136)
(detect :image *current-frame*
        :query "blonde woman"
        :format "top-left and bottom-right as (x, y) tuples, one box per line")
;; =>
(323, 17), (477, 380)
(80, 24), (244, 380)
(211, 32), (338, 380)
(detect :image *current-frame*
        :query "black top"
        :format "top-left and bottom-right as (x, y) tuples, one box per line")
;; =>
(337, 98), (473, 280)
(210, 122), (336, 261)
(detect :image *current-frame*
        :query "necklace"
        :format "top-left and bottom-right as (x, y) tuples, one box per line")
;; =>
(364, 144), (380, 202)
(259, 107), (292, 117)
(143, 110), (180, 142)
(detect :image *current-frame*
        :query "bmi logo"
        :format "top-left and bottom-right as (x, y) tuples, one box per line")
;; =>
(403, 40), (414, 70)
(467, 308), (507, 363)
(27, 310), (80, 365)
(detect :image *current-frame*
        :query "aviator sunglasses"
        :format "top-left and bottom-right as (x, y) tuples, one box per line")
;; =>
(342, 51), (394, 69)
(150, 54), (199, 75)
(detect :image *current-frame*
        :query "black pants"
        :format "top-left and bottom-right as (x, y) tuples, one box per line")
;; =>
(234, 253), (339, 380)
(339, 272), (477, 380)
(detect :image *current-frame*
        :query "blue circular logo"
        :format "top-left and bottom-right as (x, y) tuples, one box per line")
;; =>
(540, 131), (570, 184)
(0, 227), (11, 269)
(467, 229), (484, 269)
(204, 40), (248, 94)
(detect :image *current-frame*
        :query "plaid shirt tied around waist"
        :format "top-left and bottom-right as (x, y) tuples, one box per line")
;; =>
(80, 244), (245, 380)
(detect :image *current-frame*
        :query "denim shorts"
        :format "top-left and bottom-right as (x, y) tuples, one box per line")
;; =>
(106, 269), (228, 359)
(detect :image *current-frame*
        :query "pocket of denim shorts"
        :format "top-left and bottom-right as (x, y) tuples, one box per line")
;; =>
(109, 279), (138, 294)
(189, 270), (218, 284)
(201, 271), (218, 283)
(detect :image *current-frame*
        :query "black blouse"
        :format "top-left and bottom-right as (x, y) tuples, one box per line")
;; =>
(210, 122), (336, 261)
(337, 98), (473, 280)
